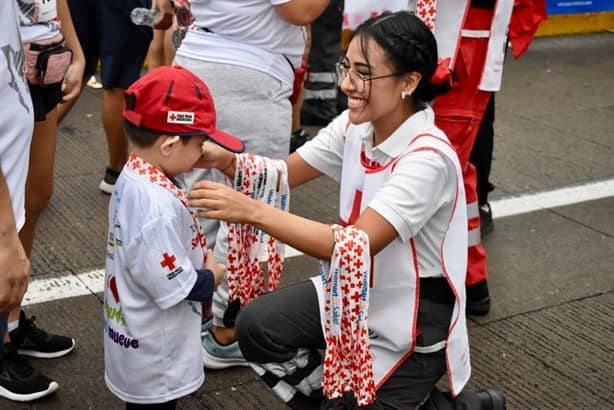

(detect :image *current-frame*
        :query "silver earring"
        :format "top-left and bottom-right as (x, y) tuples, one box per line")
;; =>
(401, 91), (410, 100)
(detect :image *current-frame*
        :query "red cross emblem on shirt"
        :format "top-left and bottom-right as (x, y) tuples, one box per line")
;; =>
(160, 252), (177, 271)
(169, 113), (177, 121)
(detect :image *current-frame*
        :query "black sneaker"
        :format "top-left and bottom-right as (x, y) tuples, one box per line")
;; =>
(9, 311), (75, 359)
(0, 344), (59, 402)
(290, 128), (310, 153)
(320, 392), (358, 409)
(99, 167), (120, 195)
(475, 389), (506, 410)
(466, 280), (491, 316)
(480, 202), (494, 237)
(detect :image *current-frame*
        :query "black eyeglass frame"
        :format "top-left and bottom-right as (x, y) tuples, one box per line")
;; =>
(335, 62), (403, 92)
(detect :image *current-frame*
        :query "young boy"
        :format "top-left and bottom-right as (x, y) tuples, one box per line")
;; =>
(103, 65), (244, 409)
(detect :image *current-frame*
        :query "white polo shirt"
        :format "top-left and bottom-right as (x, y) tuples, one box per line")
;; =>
(297, 107), (457, 278)
(0, 0), (34, 232)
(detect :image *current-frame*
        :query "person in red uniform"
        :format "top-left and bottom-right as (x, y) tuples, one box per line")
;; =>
(424, 0), (546, 315)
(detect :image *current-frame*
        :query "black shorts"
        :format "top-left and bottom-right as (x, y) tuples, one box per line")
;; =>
(29, 83), (63, 122)
(0, 312), (8, 358)
(67, 0), (153, 89)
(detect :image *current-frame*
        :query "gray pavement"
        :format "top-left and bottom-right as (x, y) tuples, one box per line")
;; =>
(4, 32), (613, 409)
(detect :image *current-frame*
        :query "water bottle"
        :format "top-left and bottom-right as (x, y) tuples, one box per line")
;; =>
(172, 28), (187, 50)
(130, 7), (159, 27)
(172, 0), (195, 27)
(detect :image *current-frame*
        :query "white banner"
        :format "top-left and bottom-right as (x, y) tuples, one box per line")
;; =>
(343, 0), (410, 30)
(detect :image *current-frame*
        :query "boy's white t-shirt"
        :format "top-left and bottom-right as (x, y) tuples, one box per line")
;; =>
(104, 166), (205, 404)
(177, 0), (306, 85)
(0, 0), (34, 232)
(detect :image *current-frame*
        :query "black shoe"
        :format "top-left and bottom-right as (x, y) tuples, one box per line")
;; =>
(290, 128), (310, 153)
(466, 280), (491, 316)
(99, 167), (120, 195)
(9, 311), (75, 359)
(320, 392), (358, 409)
(0, 344), (59, 402)
(480, 203), (494, 237)
(475, 389), (506, 410)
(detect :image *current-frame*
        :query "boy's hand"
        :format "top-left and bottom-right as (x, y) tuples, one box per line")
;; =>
(204, 249), (226, 289)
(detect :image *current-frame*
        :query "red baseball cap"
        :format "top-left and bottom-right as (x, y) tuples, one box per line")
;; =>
(122, 65), (245, 153)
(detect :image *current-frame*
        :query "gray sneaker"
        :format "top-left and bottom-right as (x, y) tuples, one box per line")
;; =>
(201, 331), (248, 370)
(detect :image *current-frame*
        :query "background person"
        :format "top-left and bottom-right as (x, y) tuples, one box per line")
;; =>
(1, 0), (85, 401)
(172, 0), (330, 369)
(0, 0), (56, 402)
(56, 0), (156, 194)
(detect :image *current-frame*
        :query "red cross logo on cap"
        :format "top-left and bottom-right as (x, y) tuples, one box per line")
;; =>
(160, 252), (177, 271)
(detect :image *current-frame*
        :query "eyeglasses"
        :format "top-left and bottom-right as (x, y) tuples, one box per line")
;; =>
(335, 62), (401, 93)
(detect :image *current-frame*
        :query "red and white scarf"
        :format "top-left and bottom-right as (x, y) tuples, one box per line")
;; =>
(226, 153), (289, 307)
(416, 0), (437, 31)
(320, 225), (375, 406)
(126, 153), (207, 255)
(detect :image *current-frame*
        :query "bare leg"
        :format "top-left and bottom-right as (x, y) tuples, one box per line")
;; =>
(102, 88), (129, 171)
(7, 108), (59, 340)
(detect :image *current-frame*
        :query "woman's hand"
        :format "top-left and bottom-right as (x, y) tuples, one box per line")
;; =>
(193, 141), (236, 177)
(188, 180), (258, 224)
(61, 58), (84, 102)
(153, 0), (174, 30)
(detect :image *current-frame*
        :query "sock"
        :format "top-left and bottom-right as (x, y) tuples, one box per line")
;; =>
(7, 320), (19, 333)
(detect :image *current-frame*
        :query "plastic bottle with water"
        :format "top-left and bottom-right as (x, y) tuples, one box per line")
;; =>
(131, 4), (193, 27)
(130, 7), (160, 27)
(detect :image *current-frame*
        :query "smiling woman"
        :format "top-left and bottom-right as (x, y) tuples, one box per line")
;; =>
(188, 10), (504, 410)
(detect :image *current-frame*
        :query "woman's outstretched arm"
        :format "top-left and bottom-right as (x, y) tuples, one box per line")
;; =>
(187, 180), (397, 260)
(195, 141), (322, 188)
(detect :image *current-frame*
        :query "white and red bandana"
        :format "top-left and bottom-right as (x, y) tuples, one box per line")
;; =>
(416, 0), (437, 31)
(126, 153), (207, 256)
(226, 153), (289, 307)
(320, 225), (375, 406)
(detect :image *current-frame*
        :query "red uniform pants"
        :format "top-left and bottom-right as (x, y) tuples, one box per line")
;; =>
(433, 7), (494, 286)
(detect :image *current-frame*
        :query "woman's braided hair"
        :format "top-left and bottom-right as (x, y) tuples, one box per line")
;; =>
(353, 11), (450, 107)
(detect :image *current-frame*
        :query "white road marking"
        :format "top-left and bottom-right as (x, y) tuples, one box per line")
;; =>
(490, 179), (614, 218)
(22, 178), (614, 306)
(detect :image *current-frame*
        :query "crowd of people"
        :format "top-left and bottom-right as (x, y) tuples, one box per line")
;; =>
(1, 0), (545, 408)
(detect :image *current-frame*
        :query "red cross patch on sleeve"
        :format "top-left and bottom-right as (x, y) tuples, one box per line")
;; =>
(160, 252), (177, 271)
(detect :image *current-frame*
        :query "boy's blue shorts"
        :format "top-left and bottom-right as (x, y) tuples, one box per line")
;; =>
(68, 0), (153, 89)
